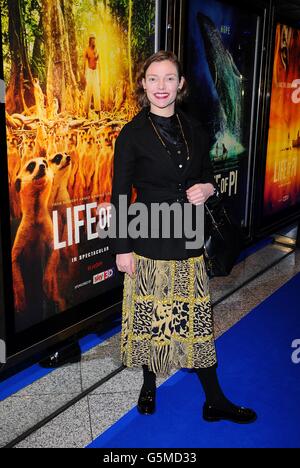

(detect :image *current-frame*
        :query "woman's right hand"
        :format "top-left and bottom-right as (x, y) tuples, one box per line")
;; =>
(116, 252), (136, 278)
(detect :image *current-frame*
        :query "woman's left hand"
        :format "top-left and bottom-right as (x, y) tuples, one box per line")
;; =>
(186, 183), (214, 205)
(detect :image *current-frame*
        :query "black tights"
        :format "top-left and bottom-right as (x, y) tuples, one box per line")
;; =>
(142, 364), (236, 409)
(142, 365), (156, 391)
(195, 365), (236, 410)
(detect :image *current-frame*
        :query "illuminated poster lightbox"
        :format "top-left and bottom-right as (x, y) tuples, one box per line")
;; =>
(183, 0), (259, 227)
(263, 23), (300, 219)
(0, 0), (155, 333)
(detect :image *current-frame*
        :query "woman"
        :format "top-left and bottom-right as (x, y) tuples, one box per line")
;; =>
(109, 51), (256, 424)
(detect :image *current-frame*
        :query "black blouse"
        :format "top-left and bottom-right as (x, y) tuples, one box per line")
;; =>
(148, 111), (189, 172)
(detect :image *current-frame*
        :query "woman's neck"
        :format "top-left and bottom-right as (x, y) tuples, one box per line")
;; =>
(149, 103), (175, 117)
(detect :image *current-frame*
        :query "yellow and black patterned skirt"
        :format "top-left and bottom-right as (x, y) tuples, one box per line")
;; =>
(121, 252), (217, 375)
(121, 253), (217, 374)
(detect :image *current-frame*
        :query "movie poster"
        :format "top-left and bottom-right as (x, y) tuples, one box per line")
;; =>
(263, 24), (300, 218)
(183, 0), (258, 226)
(0, 12), (5, 361)
(0, 226), (5, 363)
(0, 0), (155, 332)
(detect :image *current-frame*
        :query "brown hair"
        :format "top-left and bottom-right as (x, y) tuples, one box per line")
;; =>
(135, 50), (188, 108)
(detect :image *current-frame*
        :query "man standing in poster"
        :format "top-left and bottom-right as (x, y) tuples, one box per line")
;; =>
(83, 33), (101, 118)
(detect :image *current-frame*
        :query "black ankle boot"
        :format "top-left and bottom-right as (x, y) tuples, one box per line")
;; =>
(203, 402), (257, 424)
(137, 387), (156, 415)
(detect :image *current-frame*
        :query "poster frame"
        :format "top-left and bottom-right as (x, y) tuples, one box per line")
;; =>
(0, 0), (160, 371)
(178, 0), (268, 240)
(253, 10), (300, 236)
(0, 10), (10, 365)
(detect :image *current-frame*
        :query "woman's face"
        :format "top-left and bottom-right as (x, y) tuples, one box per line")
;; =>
(142, 60), (184, 115)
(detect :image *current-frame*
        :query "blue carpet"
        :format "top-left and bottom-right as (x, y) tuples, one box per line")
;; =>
(0, 238), (274, 401)
(0, 321), (121, 401)
(88, 272), (300, 448)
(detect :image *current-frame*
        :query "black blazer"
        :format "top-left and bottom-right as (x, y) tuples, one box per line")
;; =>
(109, 105), (217, 260)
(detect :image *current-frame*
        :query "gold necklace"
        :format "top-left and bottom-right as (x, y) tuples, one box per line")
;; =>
(148, 112), (190, 160)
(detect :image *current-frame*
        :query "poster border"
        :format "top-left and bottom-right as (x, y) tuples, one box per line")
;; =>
(255, 17), (300, 234)
(178, 0), (267, 240)
(0, 9), (11, 365)
(0, 1), (158, 367)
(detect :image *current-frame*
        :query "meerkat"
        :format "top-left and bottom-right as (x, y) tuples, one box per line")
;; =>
(7, 133), (22, 219)
(46, 127), (58, 158)
(7, 133), (21, 186)
(12, 158), (65, 312)
(33, 77), (46, 121)
(47, 96), (59, 120)
(20, 135), (36, 164)
(33, 121), (48, 158)
(48, 152), (78, 292)
(95, 125), (116, 202)
(81, 131), (97, 195)
(48, 152), (72, 238)
(72, 129), (87, 201)
(67, 131), (79, 199)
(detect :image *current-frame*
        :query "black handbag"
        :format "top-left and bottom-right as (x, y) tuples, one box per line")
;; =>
(203, 190), (243, 278)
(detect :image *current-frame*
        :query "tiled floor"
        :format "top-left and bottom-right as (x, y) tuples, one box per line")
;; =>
(1, 228), (299, 448)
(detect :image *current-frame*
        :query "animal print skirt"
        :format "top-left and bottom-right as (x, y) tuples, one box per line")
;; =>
(121, 252), (217, 375)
